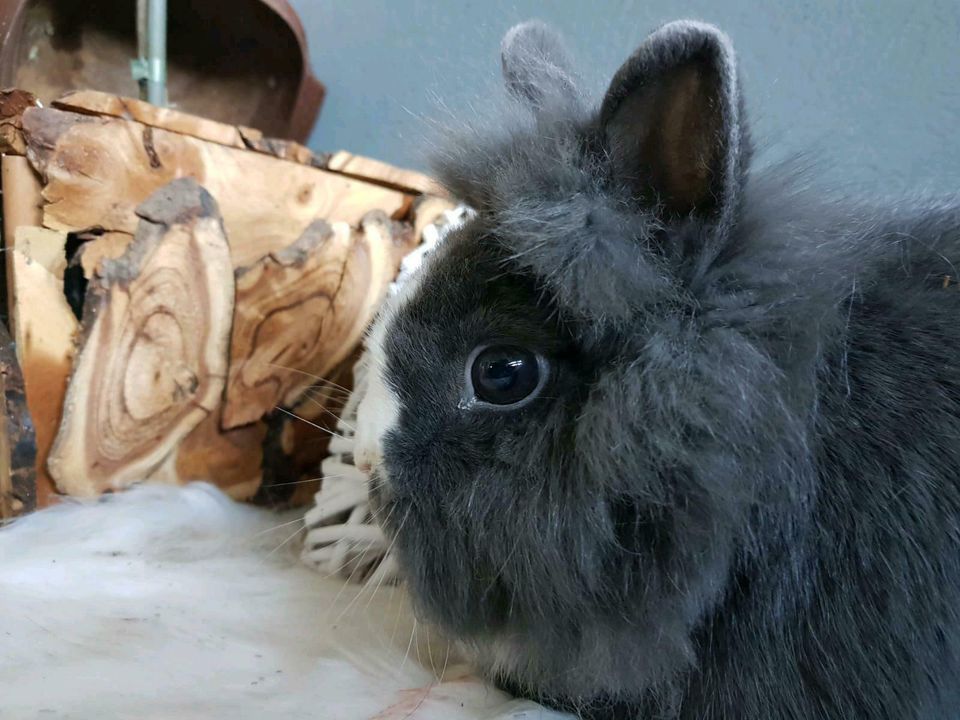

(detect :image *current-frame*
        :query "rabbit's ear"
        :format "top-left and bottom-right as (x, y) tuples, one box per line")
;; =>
(600, 21), (745, 228)
(501, 20), (579, 110)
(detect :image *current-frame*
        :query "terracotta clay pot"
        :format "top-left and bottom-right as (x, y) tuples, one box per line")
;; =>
(0, 0), (325, 142)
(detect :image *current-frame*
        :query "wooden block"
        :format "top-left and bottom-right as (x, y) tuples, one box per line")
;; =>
(1, 157), (44, 235)
(4, 155), (70, 509)
(53, 90), (251, 150)
(326, 151), (446, 196)
(22, 107), (415, 268)
(0, 321), (37, 519)
(222, 212), (416, 429)
(14, 226), (68, 277)
(53, 90), (322, 167)
(2, 155), (44, 336)
(4, 98), (439, 507)
(9, 233), (78, 508)
(46, 178), (235, 496)
(51, 92), (457, 191)
(222, 220), (351, 429)
(237, 126), (323, 166)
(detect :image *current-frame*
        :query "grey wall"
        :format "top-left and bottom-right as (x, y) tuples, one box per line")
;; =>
(290, 0), (960, 193)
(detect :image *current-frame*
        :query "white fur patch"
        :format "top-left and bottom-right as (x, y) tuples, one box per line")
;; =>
(462, 636), (529, 684)
(355, 309), (403, 474)
(354, 206), (475, 475)
(0, 483), (566, 719)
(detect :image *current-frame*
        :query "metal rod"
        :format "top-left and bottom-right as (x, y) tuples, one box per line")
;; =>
(145, 0), (168, 106)
(136, 0), (147, 61)
(133, 0), (167, 106)
(135, 0), (148, 100)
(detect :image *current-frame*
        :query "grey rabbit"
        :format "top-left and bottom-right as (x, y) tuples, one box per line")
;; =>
(353, 19), (960, 719)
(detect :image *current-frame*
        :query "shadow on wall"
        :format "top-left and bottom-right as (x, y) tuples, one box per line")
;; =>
(291, 0), (960, 193)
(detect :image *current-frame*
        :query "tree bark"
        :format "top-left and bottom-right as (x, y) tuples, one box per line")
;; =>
(0, 89), (39, 155)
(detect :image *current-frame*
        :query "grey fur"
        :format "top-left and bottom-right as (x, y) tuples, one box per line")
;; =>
(501, 20), (581, 111)
(370, 19), (960, 719)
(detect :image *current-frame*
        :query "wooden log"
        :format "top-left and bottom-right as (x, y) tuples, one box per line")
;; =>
(22, 107), (414, 268)
(8, 228), (77, 507)
(0, 157), (43, 235)
(1, 154), (43, 334)
(53, 90), (252, 150)
(4, 97), (438, 506)
(46, 178), (235, 496)
(174, 407), (267, 501)
(0, 89), (40, 156)
(237, 127), (323, 166)
(326, 151), (446, 196)
(4, 153), (72, 508)
(51, 92), (448, 190)
(222, 220), (348, 429)
(53, 90), (323, 167)
(222, 211), (415, 429)
(0, 320), (36, 519)
(13, 226), (68, 276)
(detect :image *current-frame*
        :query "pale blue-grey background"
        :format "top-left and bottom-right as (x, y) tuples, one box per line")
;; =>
(290, 1), (960, 193)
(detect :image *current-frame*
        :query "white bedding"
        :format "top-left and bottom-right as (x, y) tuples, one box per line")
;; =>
(0, 483), (565, 720)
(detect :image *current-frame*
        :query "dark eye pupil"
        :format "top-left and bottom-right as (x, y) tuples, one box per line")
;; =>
(471, 345), (540, 406)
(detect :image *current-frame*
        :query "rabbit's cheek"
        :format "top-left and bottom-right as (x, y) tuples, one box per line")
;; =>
(367, 468), (393, 514)
(355, 325), (402, 477)
(354, 374), (399, 475)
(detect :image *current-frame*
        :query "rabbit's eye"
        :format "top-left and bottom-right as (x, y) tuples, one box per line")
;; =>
(466, 345), (547, 408)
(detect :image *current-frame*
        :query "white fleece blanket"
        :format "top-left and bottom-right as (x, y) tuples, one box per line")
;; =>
(0, 483), (565, 720)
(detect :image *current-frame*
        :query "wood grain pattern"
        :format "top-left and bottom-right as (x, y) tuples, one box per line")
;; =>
(3, 98), (436, 508)
(53, 90), (322, 167)
(53, 90), (252, 149)
(22, 107), (414, 268)
(222, 212), (416, 429)
(46, 179), (235, 496)
(326, 151), (446, 196)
